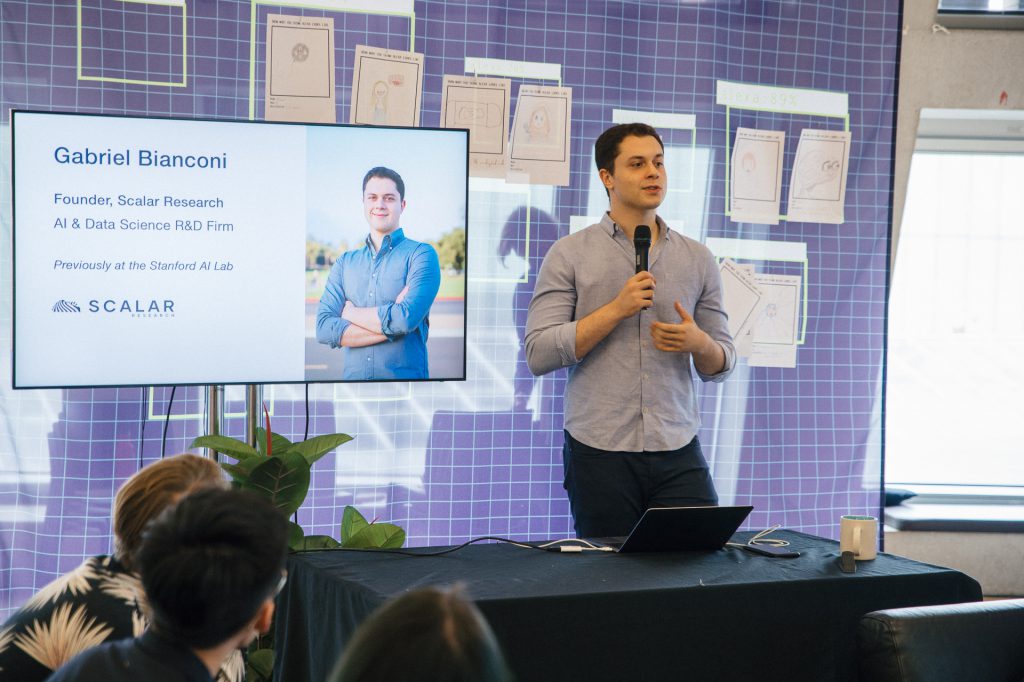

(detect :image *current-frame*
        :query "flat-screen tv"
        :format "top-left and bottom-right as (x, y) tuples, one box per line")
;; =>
(12, 110), (468, 388)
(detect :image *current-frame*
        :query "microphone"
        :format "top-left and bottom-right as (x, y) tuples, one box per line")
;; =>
(633, 225), (651, 274)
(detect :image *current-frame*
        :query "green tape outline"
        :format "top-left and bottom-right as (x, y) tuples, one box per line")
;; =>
(710, 239), (809, 346)
(465, 60), (562, 283)
(77, 0), (188, 87)
(468, 187), (531, 285)
(720, 81), (850, 223)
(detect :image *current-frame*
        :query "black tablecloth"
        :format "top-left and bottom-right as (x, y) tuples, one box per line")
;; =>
(274, 530), (981, 682)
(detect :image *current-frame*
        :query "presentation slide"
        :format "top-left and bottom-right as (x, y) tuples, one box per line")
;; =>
(12, 111), (468, 388)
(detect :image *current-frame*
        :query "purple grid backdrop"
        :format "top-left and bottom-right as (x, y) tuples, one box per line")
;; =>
(80, 2), (183, 84)
(0, 0), (896, 616)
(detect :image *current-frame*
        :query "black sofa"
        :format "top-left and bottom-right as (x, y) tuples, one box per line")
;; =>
(857, 598), (1024, 682)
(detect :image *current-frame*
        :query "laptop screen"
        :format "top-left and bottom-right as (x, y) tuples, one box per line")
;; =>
(595, 505), (754, 553)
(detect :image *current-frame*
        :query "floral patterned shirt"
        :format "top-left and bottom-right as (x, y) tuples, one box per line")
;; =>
(0, 555), (244, 682)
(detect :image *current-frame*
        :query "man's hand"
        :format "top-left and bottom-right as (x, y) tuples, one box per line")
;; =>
(611, 272), (656, 320)
(575, 272), (655, 360)
(341, 286), (407, 335)
(340, 323), (387, 348)
(650, 301), (705, 352)
(650, 301), (726, 374)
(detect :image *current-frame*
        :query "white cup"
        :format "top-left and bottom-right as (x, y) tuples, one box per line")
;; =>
(839, 515), (878, 560)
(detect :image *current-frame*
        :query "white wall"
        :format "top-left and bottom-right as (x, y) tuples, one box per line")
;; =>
(892, 1), (1024, 265)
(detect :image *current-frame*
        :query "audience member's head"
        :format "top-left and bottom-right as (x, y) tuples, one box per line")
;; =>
(329, 584), (513, 682)
(136, 487), (289, 652)
(112, 453), (226, 571)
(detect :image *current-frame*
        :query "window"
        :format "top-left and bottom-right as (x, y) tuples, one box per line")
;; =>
(886, 109), (1024, 493)
(937, 0), (1024, 29)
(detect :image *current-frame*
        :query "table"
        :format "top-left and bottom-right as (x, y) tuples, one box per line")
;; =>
(274, 530), (981, 682)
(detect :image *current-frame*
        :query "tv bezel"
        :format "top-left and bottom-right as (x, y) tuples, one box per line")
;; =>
(10, 109), (470, 389)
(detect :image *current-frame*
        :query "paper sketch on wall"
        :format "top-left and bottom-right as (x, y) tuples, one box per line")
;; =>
(718, 258), (765, 357)
(729, 127), (784, 225)
(440, 76), (511, 178)
(786, 129), (852, 224)
(350, 45), (423, 127)
(746, 273), (801, 368)
(508, 85), (572, 186)
(265, 14), (335, 123)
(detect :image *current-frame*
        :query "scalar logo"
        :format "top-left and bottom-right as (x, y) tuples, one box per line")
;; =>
(85, 298), (176, 318)
(52, 300), (81, 313)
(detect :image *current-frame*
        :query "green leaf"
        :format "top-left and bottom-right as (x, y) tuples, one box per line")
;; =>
(296, 534), (342, 550)
(340, 505), (369, 542)
(263, 403), (272, 456)
(343, 523), (406, 549)
(288, 433), (353, 466)
(286, 521), (305, 549)
(191, 435), (260, 461)
(271, 431), (294, 452)
(220, 457), (262, 485)
(247, 648), (274, 680)
(220, 462), (245, 483)
(242, 452), (311, 517)
(255, 428), (294, 457)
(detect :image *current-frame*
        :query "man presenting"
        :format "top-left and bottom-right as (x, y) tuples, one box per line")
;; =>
(525, 123), (736, 538)
(316, 166), (441, 379)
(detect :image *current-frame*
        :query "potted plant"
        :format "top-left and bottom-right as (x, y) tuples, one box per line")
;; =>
(190, 406), (405, 680)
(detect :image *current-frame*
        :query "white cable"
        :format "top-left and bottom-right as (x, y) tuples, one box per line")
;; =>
(537, 538), (614, 552)
(746, 524), (790, 547)
(538, 538), (602, 550)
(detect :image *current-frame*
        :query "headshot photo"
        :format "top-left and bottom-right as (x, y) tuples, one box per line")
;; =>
(303, 125), (467, 382)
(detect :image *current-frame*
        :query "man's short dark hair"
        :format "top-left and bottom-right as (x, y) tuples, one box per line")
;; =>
(135, 487), (288, 649)
(594, 122), (665, 176)
(362, 166), (405, 202)
(329, 585), (512, 682)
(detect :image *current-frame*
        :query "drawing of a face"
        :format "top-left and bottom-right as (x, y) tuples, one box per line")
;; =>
(741, 152), (757, 173)
(798, 150), (841, 193)
(456, 103), (486, 124)
(292, 43), (309, 63)
(372, 81), (389, 103)
(525, 106), (551, 140)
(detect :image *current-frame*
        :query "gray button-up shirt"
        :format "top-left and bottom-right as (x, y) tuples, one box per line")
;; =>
(525, 213), (735, 452)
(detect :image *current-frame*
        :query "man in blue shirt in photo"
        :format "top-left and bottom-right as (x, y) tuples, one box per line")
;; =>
(316, 167), (441, 380)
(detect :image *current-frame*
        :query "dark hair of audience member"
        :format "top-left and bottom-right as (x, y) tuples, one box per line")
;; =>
(329, 585), (513, 682)
(112, 453), (226, 571)
(134, 487), (289, 650)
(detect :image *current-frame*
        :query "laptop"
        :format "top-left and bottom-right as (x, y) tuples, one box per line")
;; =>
(589, 505), (754, 553)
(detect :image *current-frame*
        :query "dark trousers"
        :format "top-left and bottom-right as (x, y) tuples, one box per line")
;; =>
(562, 431), (719, 538)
